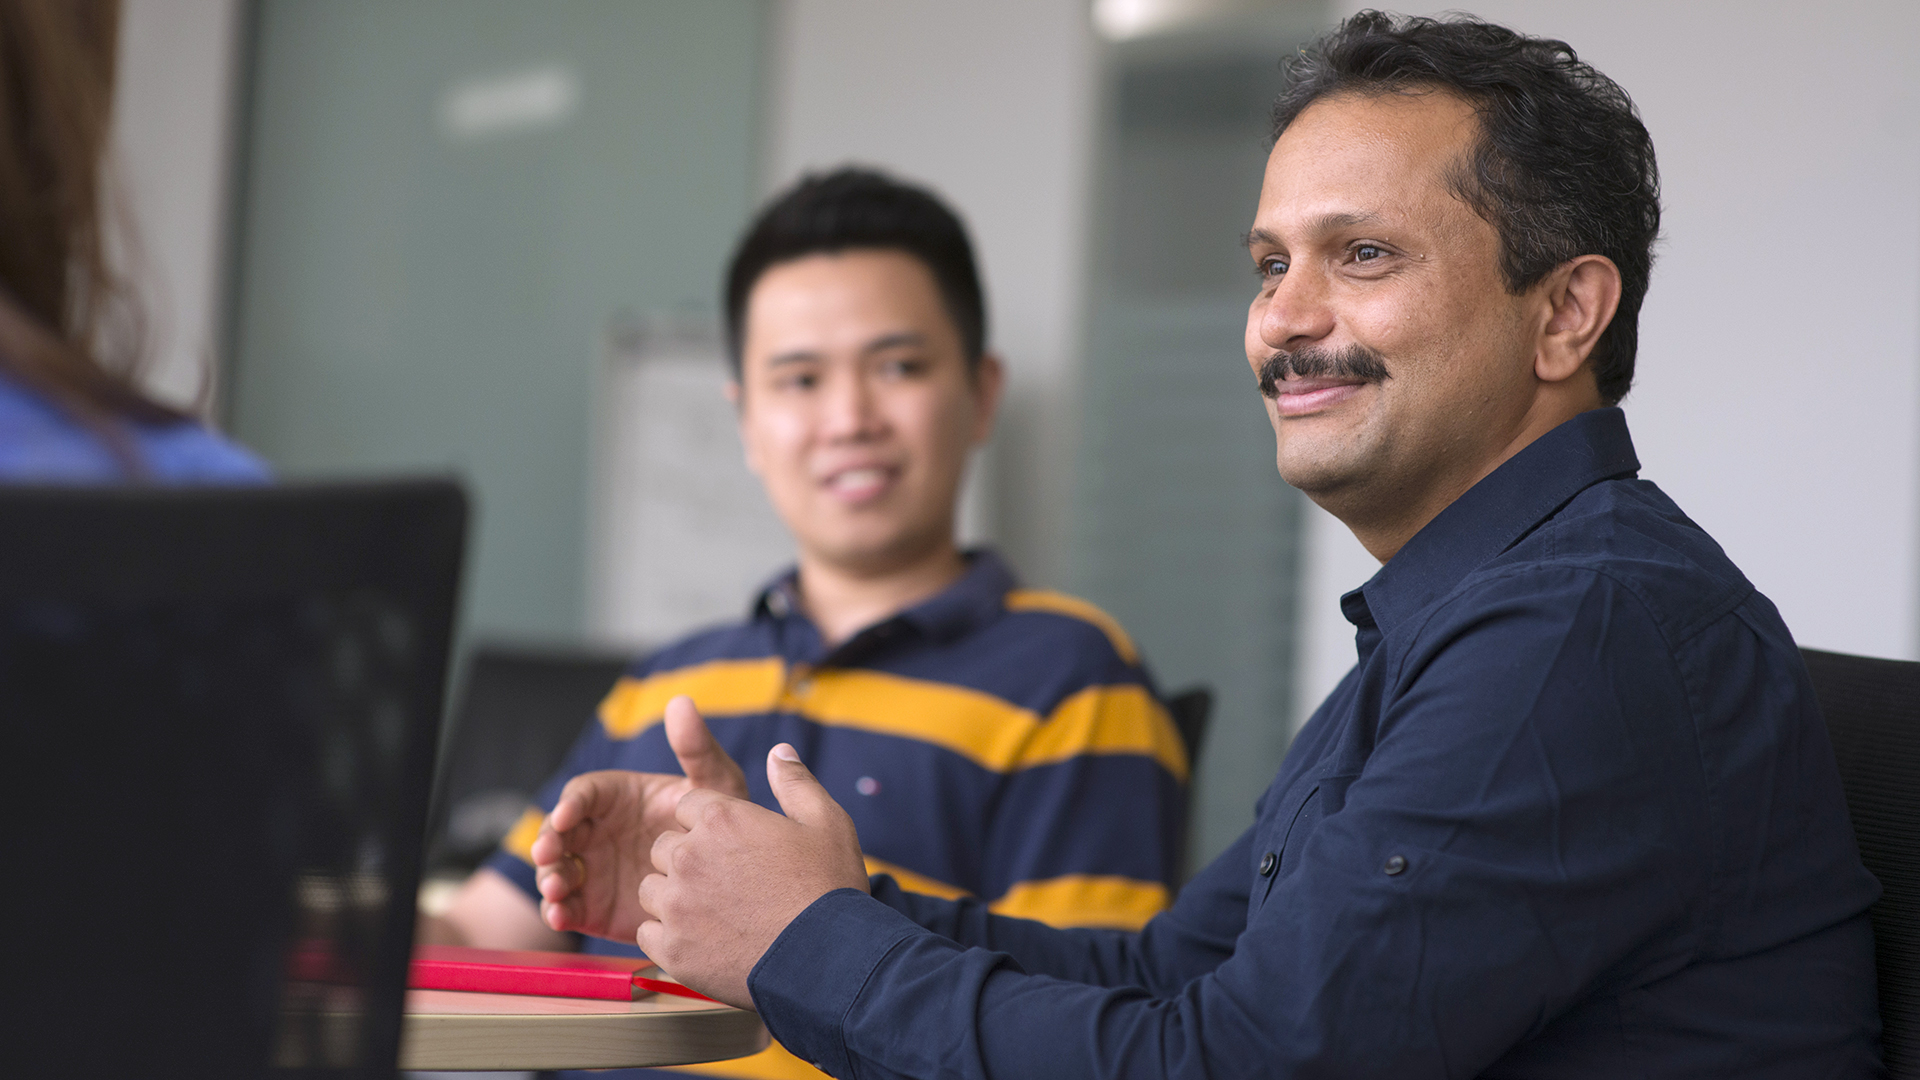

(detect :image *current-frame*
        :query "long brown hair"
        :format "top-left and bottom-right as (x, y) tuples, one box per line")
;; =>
(0, 0), (184, 445)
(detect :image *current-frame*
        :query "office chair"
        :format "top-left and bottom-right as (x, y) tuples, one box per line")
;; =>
(1802, 647), (1920, 1079)
(1163, 685), (1213, 881)
(1165, 685), (1213, 767)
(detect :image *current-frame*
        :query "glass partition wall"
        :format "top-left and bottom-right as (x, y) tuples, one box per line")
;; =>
(1071, 4), (1330, 871)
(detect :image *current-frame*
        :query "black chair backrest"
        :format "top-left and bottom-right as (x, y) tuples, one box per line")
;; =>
(1165, 685), (1213, 767)
(1802, 646), (1920, 1078)
(0, 481), (466, 1077)
(1163, 685), (1213, 879)
(427, 644), (633, 872)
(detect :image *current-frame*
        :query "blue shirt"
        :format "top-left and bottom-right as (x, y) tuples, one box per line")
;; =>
(750, 408), (1883, 1079)
(485, 551), (1188, 1080)
(0, 369), (267, 483)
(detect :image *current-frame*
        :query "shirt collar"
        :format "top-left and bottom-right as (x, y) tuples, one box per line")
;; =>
(1345, 407), (1641, 639)
(751, 547), (1018, 664)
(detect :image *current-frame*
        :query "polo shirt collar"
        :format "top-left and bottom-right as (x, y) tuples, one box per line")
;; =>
(893, 548), (1019, 642)
(1345, 407), (1641, 640)
(751, 548), (1019, 664)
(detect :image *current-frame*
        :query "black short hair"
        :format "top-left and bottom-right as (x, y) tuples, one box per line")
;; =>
(723, 167), (987, 378)
(1273, 12), (1660, 406)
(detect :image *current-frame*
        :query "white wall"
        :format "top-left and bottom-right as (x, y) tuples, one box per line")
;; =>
(1297, 0), (1920, 720)
(110, 0), (246, 415)
(763, 0), (1099, 584)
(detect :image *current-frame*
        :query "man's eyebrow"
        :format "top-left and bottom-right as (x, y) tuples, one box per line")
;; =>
(861, 331), (925, 354)
(1308, 210), (1383, 232)
(765, 348), (823, 368)
(1242, 212), (1385, 250)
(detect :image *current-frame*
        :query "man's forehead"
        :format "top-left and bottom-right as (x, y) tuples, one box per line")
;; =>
(741, 251), (962, 371)
(1252, 90), (1481, 235)
(1286, 85), (1481, 147)
(760, 330), (928, 369)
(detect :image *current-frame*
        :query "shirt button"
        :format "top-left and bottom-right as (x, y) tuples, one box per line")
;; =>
(1258, 852), (1277, 877)
(1383, 854), (1408, 876)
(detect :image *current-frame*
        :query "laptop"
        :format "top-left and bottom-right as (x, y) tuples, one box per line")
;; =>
(0, 480), (466, 1077)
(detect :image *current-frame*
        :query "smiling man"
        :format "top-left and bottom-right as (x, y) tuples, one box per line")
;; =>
(532, 15), (1882, 1078)
(424, 169), (1187, 1080)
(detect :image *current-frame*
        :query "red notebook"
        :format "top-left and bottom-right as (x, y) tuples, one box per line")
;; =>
(408, 944), (715, 1002)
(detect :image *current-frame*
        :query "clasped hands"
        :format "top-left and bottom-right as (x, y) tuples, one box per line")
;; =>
(527, 695), (870, 1009)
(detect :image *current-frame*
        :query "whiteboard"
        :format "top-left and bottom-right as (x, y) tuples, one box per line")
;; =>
(587, 315), (794, 650)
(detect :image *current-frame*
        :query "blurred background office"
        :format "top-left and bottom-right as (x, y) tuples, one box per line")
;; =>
(116, 0), (1919, 871)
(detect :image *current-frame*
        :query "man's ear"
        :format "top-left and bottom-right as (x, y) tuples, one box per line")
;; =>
(1537, 254), (1622, 385)
(969, 353), (1006, 445)
(724, 379), (742, 409)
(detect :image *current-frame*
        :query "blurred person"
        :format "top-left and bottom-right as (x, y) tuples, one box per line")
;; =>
(0, 0), (263, 482)
(425, 169), (1188, 1080)
(533, 14), (1882, 1078)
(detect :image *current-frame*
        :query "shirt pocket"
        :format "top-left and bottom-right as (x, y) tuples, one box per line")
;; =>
(1250, 782), (1321, 914)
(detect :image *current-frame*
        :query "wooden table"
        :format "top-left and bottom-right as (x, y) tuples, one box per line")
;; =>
(400, 986), (769, 1072)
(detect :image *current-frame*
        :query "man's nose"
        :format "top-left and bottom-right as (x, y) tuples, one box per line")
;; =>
(1258, 268), (1335, 352)
(822, 370), (884, 440)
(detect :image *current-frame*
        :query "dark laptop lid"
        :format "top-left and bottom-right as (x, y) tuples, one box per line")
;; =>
(0, 480), (466, 1078)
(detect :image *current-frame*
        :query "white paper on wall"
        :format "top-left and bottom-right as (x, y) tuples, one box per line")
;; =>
(587, 313), (794, 650)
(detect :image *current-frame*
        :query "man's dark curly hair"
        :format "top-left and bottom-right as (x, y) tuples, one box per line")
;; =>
(1273, 11), (1660, 406)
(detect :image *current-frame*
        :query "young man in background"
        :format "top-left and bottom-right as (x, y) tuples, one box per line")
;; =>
(425, 168), (1187, 1079)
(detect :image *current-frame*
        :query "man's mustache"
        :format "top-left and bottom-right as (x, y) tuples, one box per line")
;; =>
(1257, 345), (1391, 398)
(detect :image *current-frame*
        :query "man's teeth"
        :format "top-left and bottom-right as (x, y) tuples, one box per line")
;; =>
(831, 468), (888, 489)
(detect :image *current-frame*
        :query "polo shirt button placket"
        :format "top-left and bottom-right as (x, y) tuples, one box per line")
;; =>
(1258, 851), (1278, 877)
(785, 663), (814, 703)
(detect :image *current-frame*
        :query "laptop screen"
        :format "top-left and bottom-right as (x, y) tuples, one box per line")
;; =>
(0, 480), (466, 1078)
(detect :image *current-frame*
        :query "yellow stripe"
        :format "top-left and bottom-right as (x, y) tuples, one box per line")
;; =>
(598, 658), (788, 739)
(667, 1038), (829, 1079)
(1026, 683), (1188, 782)
(864, 856), (970, 900)
(865, 860), (1165, 931)
(865, 857), (1165, 933)
(797, 671), (1187, 781)
(594, 655), (1184, 779)
(988, 874), (1170, 931)
(1004, 588), (1139, 664)
(500, 806), (544, 865)
(798, 668), (1030, 770)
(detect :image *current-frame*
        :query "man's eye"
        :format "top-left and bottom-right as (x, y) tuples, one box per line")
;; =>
(1354, 244), (1385, 262)
(882, 358), (927, 378)
(779, 372), (818, 391)
(1256, 257), (1288, 279)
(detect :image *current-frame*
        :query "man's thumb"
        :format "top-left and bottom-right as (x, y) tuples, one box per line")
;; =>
(665, 695), (744, 793)
(766, 743), (835, 826)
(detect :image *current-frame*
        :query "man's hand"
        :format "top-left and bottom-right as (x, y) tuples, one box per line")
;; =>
(637, 744), (870, 1009)
(530, 696), (748, 941)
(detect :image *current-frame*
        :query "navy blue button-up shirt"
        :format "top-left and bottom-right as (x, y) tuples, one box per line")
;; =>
(749, 408), (1883, 1078)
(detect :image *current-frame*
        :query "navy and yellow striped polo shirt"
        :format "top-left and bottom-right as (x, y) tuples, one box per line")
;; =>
(486, 549), (1185, 1079)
